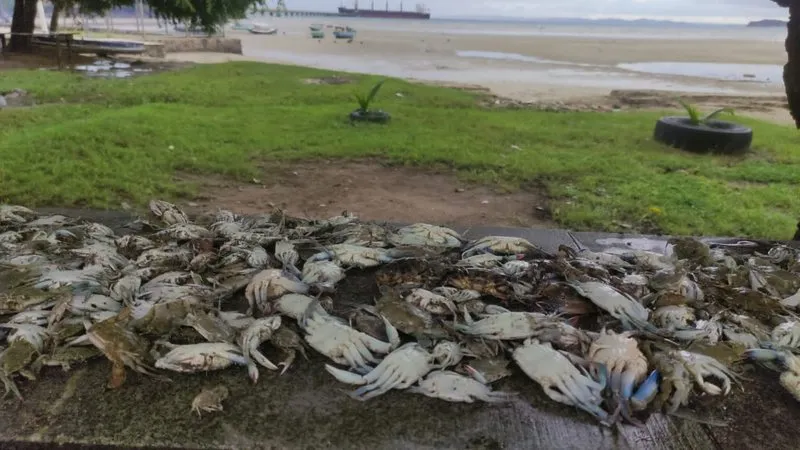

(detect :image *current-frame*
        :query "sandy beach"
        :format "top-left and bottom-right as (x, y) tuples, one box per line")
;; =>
(25, 15), (792, 123)
(161, 17), (792, 122)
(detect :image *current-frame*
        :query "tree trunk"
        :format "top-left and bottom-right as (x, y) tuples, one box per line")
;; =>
(9, 0), (38, 52)
(49, 1), (63, 33)
(786, 5), (800, 128)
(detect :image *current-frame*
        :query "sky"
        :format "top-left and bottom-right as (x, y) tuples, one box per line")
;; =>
(287, 0), (790, 24)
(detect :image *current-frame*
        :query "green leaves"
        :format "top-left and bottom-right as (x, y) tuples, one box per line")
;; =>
(354, 79), (386, 111)
(703, 107), (735, 122)
(677, 98), (702, 125)
(72, 0), (266, 33)
(676, 98), (735, 126)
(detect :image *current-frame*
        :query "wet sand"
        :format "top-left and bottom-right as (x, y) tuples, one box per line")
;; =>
(18, 16), (790, 123)
(156, 18), (789, 105)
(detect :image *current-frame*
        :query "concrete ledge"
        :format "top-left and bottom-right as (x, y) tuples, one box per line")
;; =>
(159, 37), (242, 55)
(3, 209), (800, 449)
(143, 42), (165, 58)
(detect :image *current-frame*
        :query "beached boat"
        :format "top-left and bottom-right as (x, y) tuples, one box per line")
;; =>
(249, 25), (278, 35)
(31, 35), (146, 55)
(333, 31), (355, 39)
(309, 24), (324, 31)
(333, 26), (356, 39)
(311, 30), (325, 39)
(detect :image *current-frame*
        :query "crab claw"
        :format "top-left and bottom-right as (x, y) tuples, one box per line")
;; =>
(513, 339), (611, 425)
(630, 369), (660, 411)
(592, 362), (608, 388)
(744, 348), (800, 402)
(744, 348), (787, 364)
(743, 348), (789, 372)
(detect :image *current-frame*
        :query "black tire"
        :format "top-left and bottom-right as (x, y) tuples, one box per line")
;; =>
(349, 109), (391, 124)
(653, 116), (753, 155)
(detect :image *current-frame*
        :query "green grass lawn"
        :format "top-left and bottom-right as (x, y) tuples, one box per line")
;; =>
(0, 61), (798, 239)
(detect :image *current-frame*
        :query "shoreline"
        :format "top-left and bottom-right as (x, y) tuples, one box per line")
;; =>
(3, 17), (792, 123)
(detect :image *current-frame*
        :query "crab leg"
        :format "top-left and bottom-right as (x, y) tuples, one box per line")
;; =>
(0, 372), (22, 400)
(545, 376), (608, 421)
(250, 350), (279, 372)
(342, 343), (371, 368)
(351, 370), (408, 401)
(691, 364), (733, 395)
(277, 350), (296, 376)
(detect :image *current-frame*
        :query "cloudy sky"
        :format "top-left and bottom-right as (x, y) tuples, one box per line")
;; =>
(288, 0), (789, 23)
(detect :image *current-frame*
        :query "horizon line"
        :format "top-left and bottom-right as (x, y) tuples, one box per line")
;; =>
(433, 14), (789, 26)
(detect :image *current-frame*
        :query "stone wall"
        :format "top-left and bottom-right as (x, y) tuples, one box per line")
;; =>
(143, 43), (166, 58)
(159, 37), (242, 55)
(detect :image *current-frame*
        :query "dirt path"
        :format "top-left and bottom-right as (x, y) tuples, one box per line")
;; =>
(178, 160), (555, 228)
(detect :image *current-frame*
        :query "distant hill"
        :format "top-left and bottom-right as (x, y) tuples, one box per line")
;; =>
(747, 19), (788, 27)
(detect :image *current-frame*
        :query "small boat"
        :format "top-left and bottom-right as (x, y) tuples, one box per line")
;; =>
(311, 30), (325, 39)
(231, 21), (252, 31)
(333, 31), (355, 39)
(31, 35), (146, 55)
(310, 24), (324, 31)
(249, 25), (278, 35)
(333, 31), (356, 39)
(333, 26), (356, 39)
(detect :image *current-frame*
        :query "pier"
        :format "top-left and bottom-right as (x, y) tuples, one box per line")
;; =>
(270, 10), (342, 17)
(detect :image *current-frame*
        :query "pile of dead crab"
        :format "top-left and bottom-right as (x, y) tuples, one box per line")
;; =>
(2, 201), (800, 425)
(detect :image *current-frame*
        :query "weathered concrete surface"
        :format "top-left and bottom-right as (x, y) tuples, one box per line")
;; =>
(3, 209), (800, 449)
(143, 43), (166, 59)
(159, 37), (242, 55)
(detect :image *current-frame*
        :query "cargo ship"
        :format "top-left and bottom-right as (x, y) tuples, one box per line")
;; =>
(338, 0), (430, 20)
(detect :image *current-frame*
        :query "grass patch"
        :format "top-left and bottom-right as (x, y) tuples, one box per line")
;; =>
(1, 62), (799, 238)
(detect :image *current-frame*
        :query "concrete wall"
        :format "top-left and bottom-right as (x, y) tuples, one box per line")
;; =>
(143, 43), (166, 58)
(159, 37), (242, 55)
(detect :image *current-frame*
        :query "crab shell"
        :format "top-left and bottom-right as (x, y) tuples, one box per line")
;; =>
(512, 338), (608, 422)
(245, 269), (310, 315)
(301, 310), (396, 369)
(388, 223), (463, 249)
(405, 289), (456, 315)
(456, 311), (550, 340)
(407, 370), (517, 403)
(772, 321), (800, 348)
(154, 343), (246, 373)
(324, 342), (435, 400)
(587, 330), (648, 393)
(191, 385), (229, 417)
(651, 305), (696, 331)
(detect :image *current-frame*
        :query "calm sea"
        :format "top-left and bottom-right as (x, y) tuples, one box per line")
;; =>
(331, 17), (787, 42)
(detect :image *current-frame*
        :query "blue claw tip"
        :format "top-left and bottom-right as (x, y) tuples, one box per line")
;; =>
(630, 369), (659, 410)
(350, 384), (373, 398)
(620, 372), (636, 400)
(592, 363), (609, 389)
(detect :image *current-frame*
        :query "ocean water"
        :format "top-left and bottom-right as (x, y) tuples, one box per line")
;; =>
(40, 14), (786, 93)
(617, 62), (784, 84)
(319, 17), (787, 42)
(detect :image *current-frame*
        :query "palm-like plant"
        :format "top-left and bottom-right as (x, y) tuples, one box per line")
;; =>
(676, 98), (734, 126)
(355, 80), (386, 112)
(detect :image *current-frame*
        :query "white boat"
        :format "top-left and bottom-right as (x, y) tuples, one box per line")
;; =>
(32, 35), (146, 55)
(249, 24), (278, 35)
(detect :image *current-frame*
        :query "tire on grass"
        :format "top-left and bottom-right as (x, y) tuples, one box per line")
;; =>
(349, 109), (391, 124)
(653, 116), (753, 155)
